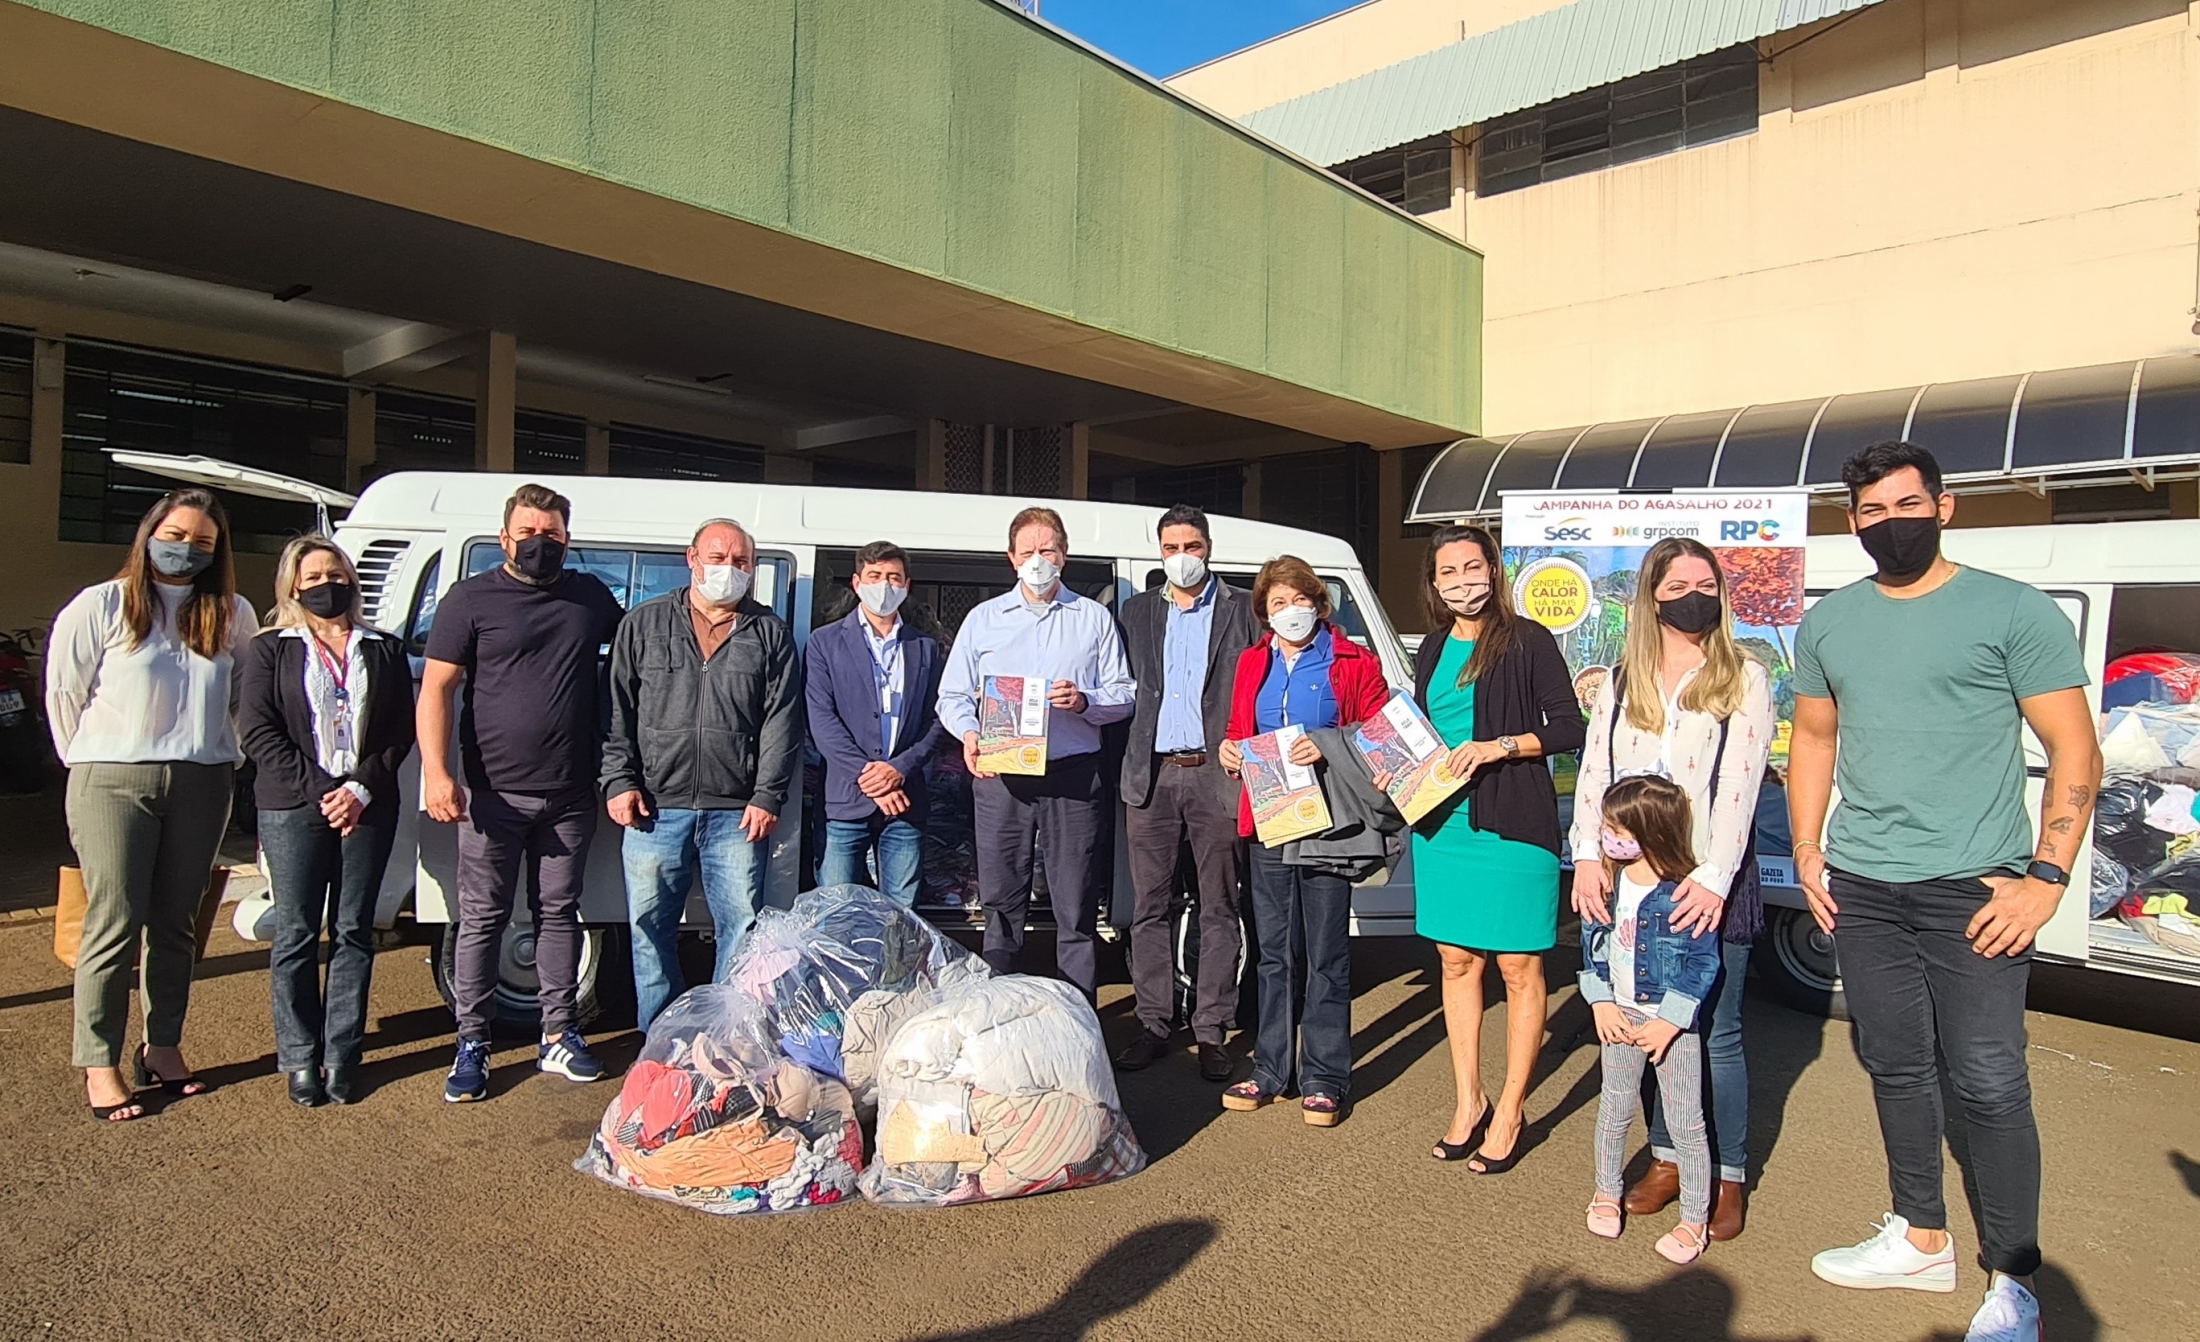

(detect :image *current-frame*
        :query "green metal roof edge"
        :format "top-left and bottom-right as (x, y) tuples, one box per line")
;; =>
(1240, 0), (1886, 166)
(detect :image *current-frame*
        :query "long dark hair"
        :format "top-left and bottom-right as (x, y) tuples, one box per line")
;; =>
(1422, 524), (1518, 688)
(1600, 775), (1697, 885)
(117, 487), (237, 659)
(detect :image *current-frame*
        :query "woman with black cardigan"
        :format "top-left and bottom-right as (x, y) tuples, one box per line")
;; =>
(238, 537), (416, 1107)
(1411, 524), (1584, 1174)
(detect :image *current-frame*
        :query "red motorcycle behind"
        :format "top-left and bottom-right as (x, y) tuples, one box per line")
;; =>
(0, 625), (58, 796)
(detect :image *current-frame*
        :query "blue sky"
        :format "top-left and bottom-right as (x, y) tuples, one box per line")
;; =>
(1038, 1), (1363, 79)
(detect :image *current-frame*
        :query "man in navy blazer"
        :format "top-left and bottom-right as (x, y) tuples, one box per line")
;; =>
(805, 540), (948, 905)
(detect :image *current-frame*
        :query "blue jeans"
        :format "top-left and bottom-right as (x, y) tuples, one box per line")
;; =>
(819, 815), (924, 906)
(1645, 937), (1751, 1182)
(258, 801), (397, 1072)
(621, 807), (769, 1029)
(1247, 843), (1352, 1100)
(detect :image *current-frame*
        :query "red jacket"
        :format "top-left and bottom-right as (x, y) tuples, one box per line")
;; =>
(1225, 625), (1393, 838)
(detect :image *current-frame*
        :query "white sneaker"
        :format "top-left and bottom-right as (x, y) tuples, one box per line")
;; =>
(1810, 1213), (1958, 1292)
(1965, 1275), (2042, 1342)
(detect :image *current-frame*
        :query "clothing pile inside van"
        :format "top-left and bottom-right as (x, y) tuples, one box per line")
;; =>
(724, 884), (990, 1109)
(576, 984), (863, 1214)
(2093, 667), (2200, 958)
(861, 976), (1147, 1206)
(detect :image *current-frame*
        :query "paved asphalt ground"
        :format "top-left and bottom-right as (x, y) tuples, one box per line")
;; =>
(1, 903), (2195, 1340)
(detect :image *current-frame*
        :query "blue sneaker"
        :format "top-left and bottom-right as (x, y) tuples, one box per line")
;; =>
(444, 1038), (491, 1103)
(538, 1029), (605, 1083)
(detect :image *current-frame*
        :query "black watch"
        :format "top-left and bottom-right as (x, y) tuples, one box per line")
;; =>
(2025, 860), (2068, 887)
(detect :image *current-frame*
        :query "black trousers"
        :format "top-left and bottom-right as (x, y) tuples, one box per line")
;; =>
(973, 752), (1105, 999)
(1830, 868), (2041, 1276)
(1124, 760), (1243, 1043)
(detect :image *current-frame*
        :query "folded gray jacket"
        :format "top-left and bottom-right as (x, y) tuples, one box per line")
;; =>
(1280, 727), (1408, 880)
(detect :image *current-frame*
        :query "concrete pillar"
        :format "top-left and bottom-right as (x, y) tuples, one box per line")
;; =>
(1069, 423), (1090, 500)
(473, 330), (516, 472)
(585, 421), (611, 475)
(1241, 460), (1263, 521)
(345, 387), (377, 491)
(27, 334), (63, 547)
(919, 420), (947, 490)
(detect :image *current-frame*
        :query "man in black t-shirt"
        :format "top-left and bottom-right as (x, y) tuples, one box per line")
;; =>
(419, 483), (625, 1103)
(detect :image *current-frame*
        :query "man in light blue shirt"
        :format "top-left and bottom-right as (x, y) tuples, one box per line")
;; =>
(937, 505), (1134, 997)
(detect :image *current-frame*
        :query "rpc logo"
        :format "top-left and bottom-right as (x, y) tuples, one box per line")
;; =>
(1542, 517), (1594, 542)
(1719, 519), (1780, 543)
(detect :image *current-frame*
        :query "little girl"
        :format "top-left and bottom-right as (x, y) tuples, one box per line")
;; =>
(1578, 775), (1725, 1264)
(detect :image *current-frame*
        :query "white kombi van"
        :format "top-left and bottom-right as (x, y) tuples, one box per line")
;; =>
(331, 471), (1420, 1030)
(1752, 517), (2200, 1016)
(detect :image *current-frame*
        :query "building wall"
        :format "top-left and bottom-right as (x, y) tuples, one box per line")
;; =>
(1468, 0), (2200, 435)
(15, 0), (1482, 439)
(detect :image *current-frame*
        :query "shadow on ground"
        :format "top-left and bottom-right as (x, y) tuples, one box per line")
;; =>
(914, 1218), (1217, 1342)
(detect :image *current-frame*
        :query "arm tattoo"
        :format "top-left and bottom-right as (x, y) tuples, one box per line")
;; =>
(2048, 816), (2075, 835)
(2065, 783), (2092, 810)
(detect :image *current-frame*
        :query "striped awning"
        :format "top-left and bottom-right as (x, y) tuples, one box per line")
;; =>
(1408, 356), (2200, 521)
(1240, 0), (1884, 166)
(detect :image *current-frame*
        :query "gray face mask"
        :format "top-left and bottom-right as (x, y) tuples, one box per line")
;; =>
(148, 539), (213, 579)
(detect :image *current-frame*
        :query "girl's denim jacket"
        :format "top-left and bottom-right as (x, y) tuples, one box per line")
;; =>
(1578, 878), (1722, 1029)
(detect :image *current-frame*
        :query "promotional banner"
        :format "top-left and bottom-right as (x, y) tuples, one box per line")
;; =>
(1499, 490), (1810, 772)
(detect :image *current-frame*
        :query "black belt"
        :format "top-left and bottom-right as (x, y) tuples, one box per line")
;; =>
(1158, 750), (1208, 768)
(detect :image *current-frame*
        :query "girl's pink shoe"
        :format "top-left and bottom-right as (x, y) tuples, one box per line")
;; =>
(1586, 1198), (1624, 1239)
(1656, 1223), (1708, 1264)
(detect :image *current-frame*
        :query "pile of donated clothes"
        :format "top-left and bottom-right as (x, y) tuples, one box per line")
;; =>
(2093, 655), (2200, 957)
(578, 885), (1145, 1214)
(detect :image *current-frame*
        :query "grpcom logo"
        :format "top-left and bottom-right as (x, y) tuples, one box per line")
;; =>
(1719, 519), (1780, 543)
(1541, 517), (1594, 542)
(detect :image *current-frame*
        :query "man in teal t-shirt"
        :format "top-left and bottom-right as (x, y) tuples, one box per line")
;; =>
(1788, 443), (2100, 1342)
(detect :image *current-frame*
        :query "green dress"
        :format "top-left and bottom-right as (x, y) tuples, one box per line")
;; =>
(1411, 636), (1561, 952)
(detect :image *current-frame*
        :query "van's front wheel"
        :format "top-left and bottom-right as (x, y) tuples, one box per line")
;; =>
(1755, 905), (1848, 1020)
(431, 922), (632, 1037)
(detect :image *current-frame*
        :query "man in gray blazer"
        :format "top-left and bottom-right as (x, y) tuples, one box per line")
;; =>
(1114, 504), (1261, 1079)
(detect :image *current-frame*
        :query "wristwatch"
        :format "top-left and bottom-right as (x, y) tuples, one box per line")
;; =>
(2026, 860), (2068, 887)
(1497, 735), (1520, 759)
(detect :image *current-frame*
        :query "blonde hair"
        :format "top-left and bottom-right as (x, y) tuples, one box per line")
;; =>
(1619, 538), (1748, 734)
(266, 535), (365, 631)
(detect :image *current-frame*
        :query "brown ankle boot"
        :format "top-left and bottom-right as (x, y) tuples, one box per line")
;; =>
(1707, 1179), (1748, 1241)
(1623, 1160), (1680, 1215)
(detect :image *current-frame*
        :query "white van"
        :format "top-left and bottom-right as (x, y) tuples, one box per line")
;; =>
(1752, 517), (2200, 1016)
(329, 471), (1421, 1030)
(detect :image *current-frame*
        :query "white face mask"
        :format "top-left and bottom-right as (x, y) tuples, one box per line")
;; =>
(857, 581), (906, 618)
(695, 564), (750, 607)
(1269, 606), (1318, 643)
(1161, 553), (1207, 590)
(1017, 553), (1061, 593)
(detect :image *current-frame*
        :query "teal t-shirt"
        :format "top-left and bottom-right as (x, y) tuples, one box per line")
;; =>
(1792, 566), (2087, 883)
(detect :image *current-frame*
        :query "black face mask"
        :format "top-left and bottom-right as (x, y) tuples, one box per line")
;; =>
(510, 535), (567, 585)
(1857, 515), (1941, 585)
(299, 582), (354, 620)
(1655, 591), (1722, 636)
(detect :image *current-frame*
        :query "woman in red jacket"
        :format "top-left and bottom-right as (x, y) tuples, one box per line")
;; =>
(1215, 556), (1390, 1126)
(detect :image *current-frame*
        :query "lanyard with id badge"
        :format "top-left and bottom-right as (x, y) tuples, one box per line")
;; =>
(311, 634), (356, 756)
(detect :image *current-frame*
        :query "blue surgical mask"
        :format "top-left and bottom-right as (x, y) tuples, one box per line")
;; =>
(148, 539), (212, 579)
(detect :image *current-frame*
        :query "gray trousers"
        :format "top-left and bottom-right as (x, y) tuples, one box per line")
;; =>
(453, 787), (595, 1040)
(1124, 760), (1243, 1043)
(66, 761), (233, 1067)
(1595, 1005), (1712, 1224)
(973, 751), (1104, 1000)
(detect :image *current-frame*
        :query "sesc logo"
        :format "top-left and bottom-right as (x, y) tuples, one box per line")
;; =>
(1541, 517), (1594, 542)
(1719, 518), (1780, 543)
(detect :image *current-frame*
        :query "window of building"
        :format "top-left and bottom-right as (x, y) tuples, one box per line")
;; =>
(1260, 444), (1379, 572)
(0, 331), (32, 465)
(514, 410), (586, 473)
(1333, 134), (1453, 215)
(60, 341), (347, 550)
(608, 423), (765, 482)
(373, 391), (474, 478)
(1476, 44), (1759, 198)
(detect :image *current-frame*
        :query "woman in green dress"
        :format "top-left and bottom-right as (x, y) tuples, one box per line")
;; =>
(1410, 525), (1585, 1173)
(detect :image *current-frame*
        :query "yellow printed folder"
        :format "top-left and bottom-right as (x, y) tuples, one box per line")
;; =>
(1350, 692), (1465, 825)
(974, 674), (1049, 776)
(1242, 724), (1331, 846)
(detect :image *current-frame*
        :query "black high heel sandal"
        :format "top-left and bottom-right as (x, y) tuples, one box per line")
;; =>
(133, 1044), (209, 1098)
(1469, 1125), (1526, 1176)
(1432, 1099), (1493, 1161)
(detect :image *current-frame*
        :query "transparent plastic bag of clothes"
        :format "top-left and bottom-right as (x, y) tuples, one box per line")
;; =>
(724, 883), (987, 1107)
(576, 984), (863, 1215)
(861, 975), (1146, 1207)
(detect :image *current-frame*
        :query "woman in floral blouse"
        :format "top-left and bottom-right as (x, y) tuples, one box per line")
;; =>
(1569, 537), (1774, 1242)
